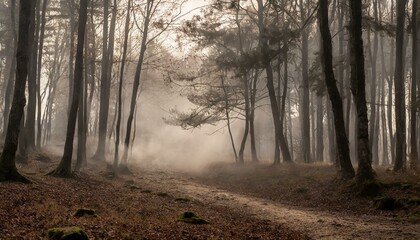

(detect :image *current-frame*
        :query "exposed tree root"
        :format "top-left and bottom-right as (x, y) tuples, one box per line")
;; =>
(0, 168), (30, 183)
(48, 166), (73, 178)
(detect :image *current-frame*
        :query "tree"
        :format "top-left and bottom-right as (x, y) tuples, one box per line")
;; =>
(410, 0), (419, 168)
(393, 0), (408, 171)
(114, 0), (132, 174)
(119, 0), (186, 172)
(0, 0), (33, 182)
(300, 0), (311, 164)
(2, 0), (17, 139)
(348, 0), (375, 182)
(49, 0), (89, 177)
(318, 0), (355, 179)
(93, 0), (111, 161)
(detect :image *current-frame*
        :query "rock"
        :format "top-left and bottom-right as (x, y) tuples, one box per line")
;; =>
(157, 192), (169, 197)
(74, 208), (96, 217)
(175, 198), (190, 203)
(178, 212), (209, 224)
(47, 227), (89, 240)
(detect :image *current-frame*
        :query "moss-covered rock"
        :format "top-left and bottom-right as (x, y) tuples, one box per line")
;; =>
(157, 192), (169, 197)
(178, 212), (209, 224)
(175, 197), (190, 203)
(74, 208), (96, 217)
(47, 227), (89, 240)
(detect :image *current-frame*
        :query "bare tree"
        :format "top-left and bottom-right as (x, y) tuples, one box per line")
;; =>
(348, 0), (374, 182)
(93, 0), (111, 161)
(410, 0), (419, 168)
(318, 0), (355, 179)
(114, 0), (132, 174)
(0, 0), (33, 182)
(49, 0), (89, 177)
(393, 0), (408, 171)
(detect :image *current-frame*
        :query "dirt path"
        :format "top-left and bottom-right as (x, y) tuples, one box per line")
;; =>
(135, 168), (420, 240)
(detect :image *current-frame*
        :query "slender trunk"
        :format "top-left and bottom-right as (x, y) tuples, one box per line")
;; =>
(68, 7), (75, 114)
(349, 0), (374, 182)
(249, 70), (259, 162)
(221, 73), (238, 161)
(300, 0), (311, 164)
(120, 1), (153, 171)
(24, 0), (38, 153)
(49, 0), (88, 177)
(389, 0), (396, 165)
(393, 0), (408, 171)
(238, 76), (250, 163)
(288, 93), (295, 161)
(114, 0), (131, 173)
(368, 1), (379, 166)
(316, 95), (323, 162)
(319, 0), (355, 178)
(279, 48), (292, 163)
(36, 0), (48, 149)
(93, 0), (110, 161)
(410, 0), (419, 168)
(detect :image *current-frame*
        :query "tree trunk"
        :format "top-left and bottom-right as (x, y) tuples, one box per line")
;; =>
(279, 48), (292, 163)
(0, 0), (33, 182)
(49, 0), (88, 177)
(2, 0), (17, 139)
(36, 0), (48, 149)
(318, 0), (355, 178)
(93, 0), (111, 161)
(388, 0), (396, 165)
(221, 73), (238, 162)
(348, 0), (374, 182)
(114, 0), (131, 173)
(410, 0), (419, 169)
(315, 95), (324, 162)
(300, 0), (311, 164)
(256, 0), (288, 164)
(393, 0), (408, 171)
(120, 0), (153, 172)
(238, 76), (250, 164)
(249, 70), (259, 162)
(368, 1), (379, 166)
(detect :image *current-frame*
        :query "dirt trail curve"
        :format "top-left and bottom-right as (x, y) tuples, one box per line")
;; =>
(136, 169), (420, 240)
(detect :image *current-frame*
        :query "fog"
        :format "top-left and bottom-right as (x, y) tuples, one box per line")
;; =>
(0, 0), (419, 176)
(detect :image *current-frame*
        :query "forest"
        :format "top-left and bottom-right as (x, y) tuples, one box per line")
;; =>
(0, 0), (419, 239)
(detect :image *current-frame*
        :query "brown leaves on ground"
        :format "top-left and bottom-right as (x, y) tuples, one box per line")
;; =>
(192, 162), (420, 219)
(0, 154), (308, 239)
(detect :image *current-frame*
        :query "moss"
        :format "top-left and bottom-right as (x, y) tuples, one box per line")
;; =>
(178, 212), (209, 224)
(157, 192), (169, 197)
(175, 198), (190, 203)
(47, 227), (89, 240)
(74, 208), (96, 217)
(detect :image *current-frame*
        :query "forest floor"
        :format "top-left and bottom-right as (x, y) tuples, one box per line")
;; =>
(0, 151), (419, 239)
